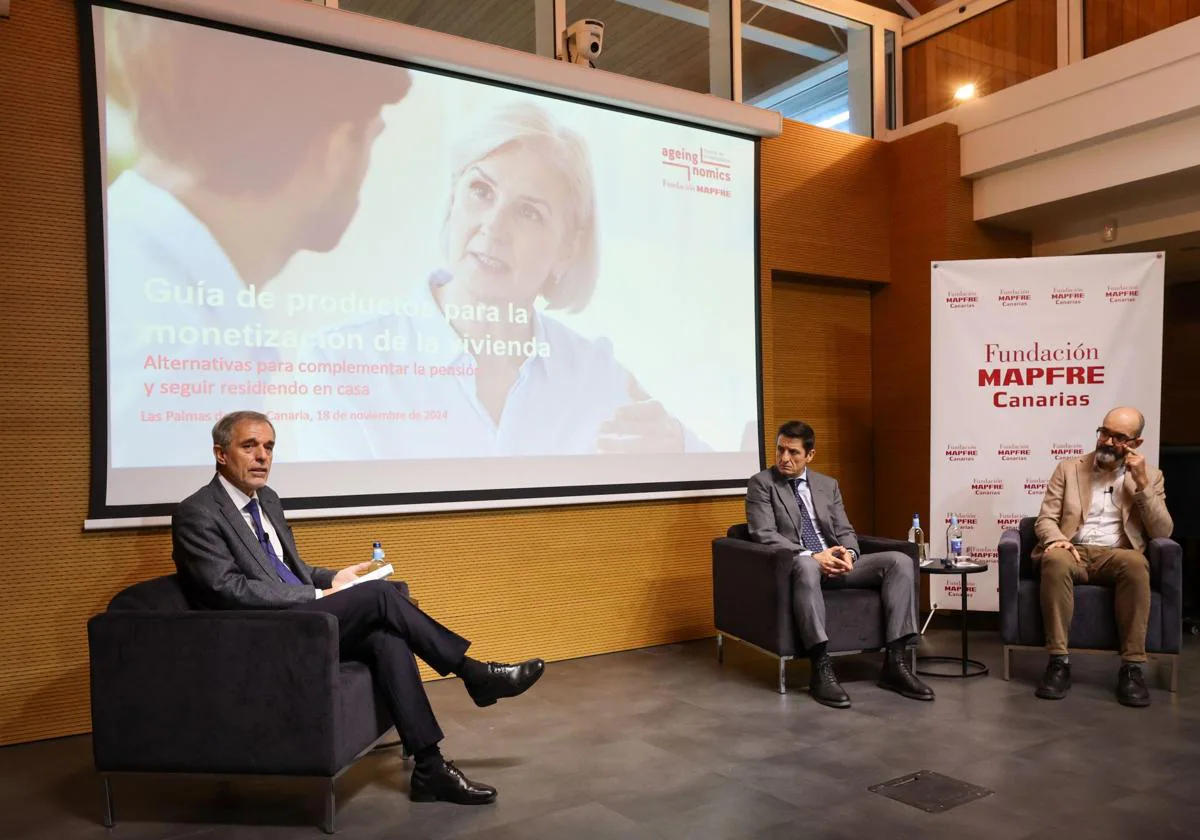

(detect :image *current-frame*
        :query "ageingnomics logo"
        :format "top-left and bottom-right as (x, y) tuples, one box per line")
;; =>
(661, 146), (733, 198)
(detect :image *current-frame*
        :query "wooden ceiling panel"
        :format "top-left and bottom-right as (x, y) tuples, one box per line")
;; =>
(569, 0), (712, 91)
(341, 0), (539, 52)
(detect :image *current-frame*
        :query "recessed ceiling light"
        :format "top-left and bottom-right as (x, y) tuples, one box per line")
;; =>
(954, 83), (976, 101)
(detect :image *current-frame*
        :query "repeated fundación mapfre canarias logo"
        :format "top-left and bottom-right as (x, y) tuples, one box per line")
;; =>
(997, 443), (1031, 461)
(971, 478), (1004, 496)
(945, 444), (977, 462)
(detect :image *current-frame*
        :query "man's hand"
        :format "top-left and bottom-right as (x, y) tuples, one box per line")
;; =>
(597, 376), (685, 454)
(331, 561), (372, 590)
(1123, 448), (1148, 491)
(830, 546), (855, 569)
(814, 548), (852, 576)
(1046, 540), (1082, 566)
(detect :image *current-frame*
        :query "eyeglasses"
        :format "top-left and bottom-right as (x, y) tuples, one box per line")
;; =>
(1096, 427), (1136, 446)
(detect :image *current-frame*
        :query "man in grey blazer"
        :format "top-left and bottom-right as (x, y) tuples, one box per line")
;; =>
(173, 411), (545, 805)
(745, 420), (933, 708)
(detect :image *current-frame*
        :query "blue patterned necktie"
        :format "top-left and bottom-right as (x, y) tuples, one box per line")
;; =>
(245, 498), (302, 585)
(791, 478), (826, 553)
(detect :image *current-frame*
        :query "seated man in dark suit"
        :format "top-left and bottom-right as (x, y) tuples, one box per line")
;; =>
(172, 410), (545, 805)
(745, 420), (933, 708)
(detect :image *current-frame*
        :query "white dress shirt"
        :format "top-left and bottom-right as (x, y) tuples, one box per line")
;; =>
(1075, 464), (1127, 547)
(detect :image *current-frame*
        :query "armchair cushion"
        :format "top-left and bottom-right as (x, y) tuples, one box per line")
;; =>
(999, 518), (1182, 654)
(88, 574), (406, 779)
(712, 525), (918, 660)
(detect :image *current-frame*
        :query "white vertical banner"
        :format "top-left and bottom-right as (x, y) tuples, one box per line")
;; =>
(930, 253), (1164, 612)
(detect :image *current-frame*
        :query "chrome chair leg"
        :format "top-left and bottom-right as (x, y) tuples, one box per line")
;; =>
(322, 779), (336, 834)
(716, 633), (724, 664)
(101, 775), (114, 828)
(777, 658), (787, 694)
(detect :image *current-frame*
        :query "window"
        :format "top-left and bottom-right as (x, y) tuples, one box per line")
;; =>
(741, 2), (871, 137)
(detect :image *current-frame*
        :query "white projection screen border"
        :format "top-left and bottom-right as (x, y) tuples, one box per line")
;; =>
(80, 0), (765, 525)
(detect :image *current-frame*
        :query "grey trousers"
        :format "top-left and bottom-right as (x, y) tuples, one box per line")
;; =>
(790, 551), (918, 652)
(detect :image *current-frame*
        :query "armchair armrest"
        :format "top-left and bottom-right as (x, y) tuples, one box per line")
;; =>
(998, 529), (1022, 645)
(88, 609), (341, 776)
(711, 537), (797, 657)
(858, 535), (918, 563)
(1149, 538), (1183, 654)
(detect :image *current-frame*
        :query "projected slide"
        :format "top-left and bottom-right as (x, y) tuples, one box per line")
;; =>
(92, 5), (760, 510)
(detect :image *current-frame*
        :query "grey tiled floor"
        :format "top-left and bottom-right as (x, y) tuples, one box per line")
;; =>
(2, 629), (1198, 840)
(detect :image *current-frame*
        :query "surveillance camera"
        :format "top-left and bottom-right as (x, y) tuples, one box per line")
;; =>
(565, 19), (604, 67)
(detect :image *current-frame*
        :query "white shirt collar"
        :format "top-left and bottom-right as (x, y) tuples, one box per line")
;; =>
(217, 472), (257, 512)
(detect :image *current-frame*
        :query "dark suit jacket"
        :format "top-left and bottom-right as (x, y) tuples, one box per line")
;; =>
(172, 475), (336, 609)
(745, 466), (860, 557)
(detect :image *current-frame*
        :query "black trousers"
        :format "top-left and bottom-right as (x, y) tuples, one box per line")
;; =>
(289, 580), (470, 753)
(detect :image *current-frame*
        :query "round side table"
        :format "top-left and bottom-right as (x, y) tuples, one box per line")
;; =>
(918, 561), (990, 678)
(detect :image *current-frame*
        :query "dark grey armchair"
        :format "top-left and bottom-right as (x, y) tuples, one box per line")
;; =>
(999, 517), (1182, 691)
(712, 524), (920, 693)
(88, 574), (407, 833)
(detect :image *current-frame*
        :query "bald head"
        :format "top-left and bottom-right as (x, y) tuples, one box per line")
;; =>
(1102, 406), (1145, 439)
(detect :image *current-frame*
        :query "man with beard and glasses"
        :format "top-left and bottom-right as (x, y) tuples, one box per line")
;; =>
(1032, 406), (1173, 706)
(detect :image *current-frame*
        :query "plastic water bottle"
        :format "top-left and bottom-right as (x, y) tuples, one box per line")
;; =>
(907, 514), (927, 564)
(946, 515), (964, 563)
(369, 540), (386, 572)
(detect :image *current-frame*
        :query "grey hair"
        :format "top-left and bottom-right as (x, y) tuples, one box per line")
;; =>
(440, 100), (600, 313)
(212, 411), (274, 450)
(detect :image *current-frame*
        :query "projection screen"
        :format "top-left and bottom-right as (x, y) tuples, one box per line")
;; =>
(83, 1), (763, 522)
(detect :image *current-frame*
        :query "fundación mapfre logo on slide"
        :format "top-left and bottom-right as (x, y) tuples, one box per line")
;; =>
(945, 289), (978, 309)
(945, 512), (977, 531)
(1050, 442), (1085, 461)
(945, 444), (977, 462)
(1052, 287), (1085, 305)
(997, 443), (1031, 462)
(1024, 477), (1049, 495)
(971, 478), (1004, 496)
(660, 145), (733, 199)
(1105, 284), (1139, 303)
(998, 288), (1031, 308)
(996, 513), (1024, 531)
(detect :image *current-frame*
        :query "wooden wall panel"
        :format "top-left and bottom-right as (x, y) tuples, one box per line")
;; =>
(0, 5), (892, 744)
(1084, 0), (1200, 57)
(1162, 281), (1200, 445)
(903, 0), (1058, 125)
(760, 120), (891, 534)
(876, 123), (1030, 545)
(771, 282), (874, 529)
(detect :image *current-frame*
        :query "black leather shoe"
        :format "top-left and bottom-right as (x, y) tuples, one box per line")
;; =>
(878, 649), (935, 701)
(1035, 659), (1071, 699)
(809, 655), (851, 709)
(1116, 664), (1151, 708)
(465, 659), (545, 707)
(410, 761), (498, 805)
